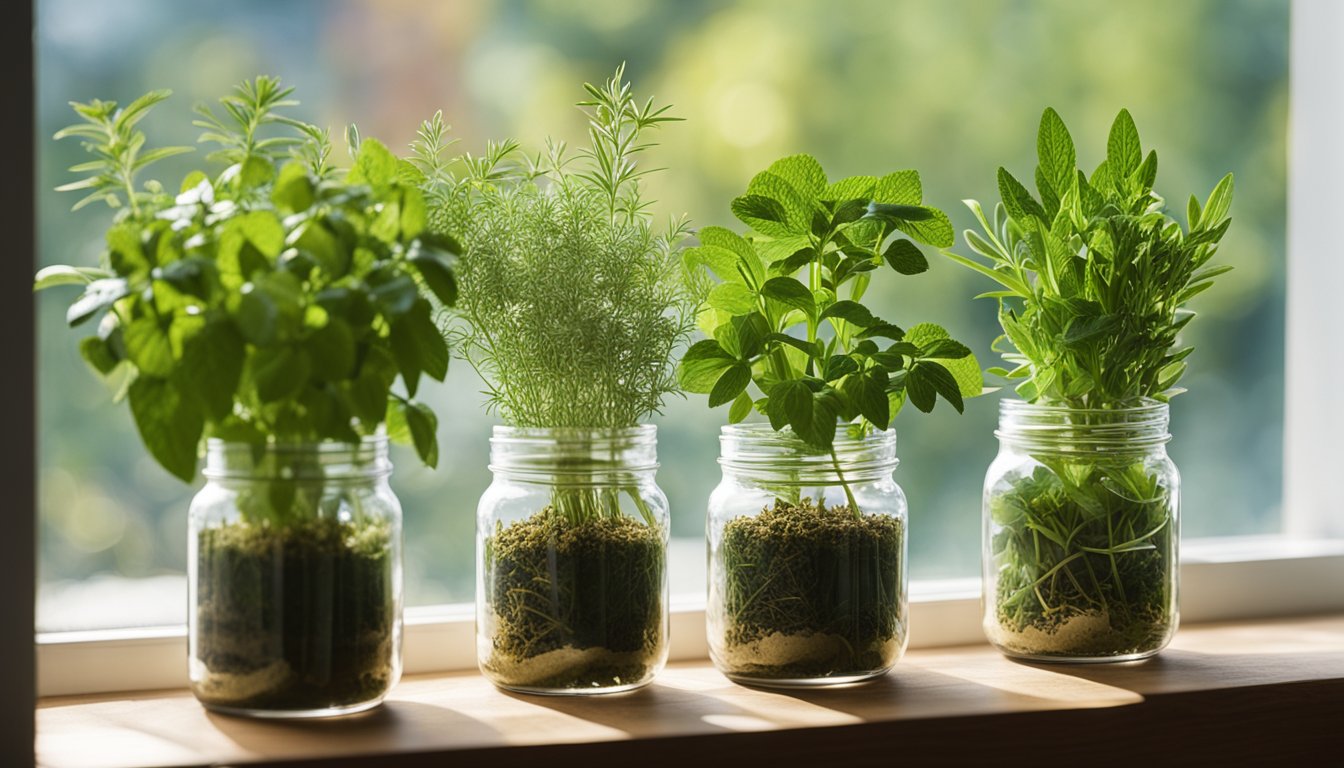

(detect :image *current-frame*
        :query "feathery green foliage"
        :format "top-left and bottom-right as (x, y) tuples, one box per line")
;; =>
(946, 107), (1233, 406)
(411, 65), (698, 429)
(37, 76), (456, 483)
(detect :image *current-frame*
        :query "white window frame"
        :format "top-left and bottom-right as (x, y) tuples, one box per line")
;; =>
(34, 0), (1344, 699)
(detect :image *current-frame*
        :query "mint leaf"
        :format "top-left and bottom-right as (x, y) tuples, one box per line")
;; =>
(128, 376), (203, 482)
(1036, 107), (1076, 198)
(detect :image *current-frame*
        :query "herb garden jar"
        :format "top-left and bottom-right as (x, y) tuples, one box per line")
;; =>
(983, 400), (1179, 662)
(477, 426), (670, 694)
(707, 423), (908, 687)
(188, 437), (402, 717)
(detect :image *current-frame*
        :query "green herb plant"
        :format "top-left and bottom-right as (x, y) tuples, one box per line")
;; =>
(410, 66), (696, 691)
(680, 154), (982, 682)
(37, 77), (458, 712)
(947, 108), (1233, 657)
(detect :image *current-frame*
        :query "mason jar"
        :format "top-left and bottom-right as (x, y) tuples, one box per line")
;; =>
(477, 426), (670, 694)
(188, 437), (403, 717)
(707, 423), (908, 687)
(983, 400), (1179, 662)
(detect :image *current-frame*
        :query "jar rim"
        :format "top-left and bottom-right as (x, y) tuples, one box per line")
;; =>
(202, 435), (391, 480)
(488, 424), (659, 476)
(718, 421), (898, 482)
(998, 397), (1169, 417)
(995, 397), (1171, 451)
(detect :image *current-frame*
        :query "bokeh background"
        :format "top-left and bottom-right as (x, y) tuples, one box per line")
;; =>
(36, 0), (1287, 630)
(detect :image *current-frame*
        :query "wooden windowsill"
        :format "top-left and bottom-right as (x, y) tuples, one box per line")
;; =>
(37, 614), (1344, 768)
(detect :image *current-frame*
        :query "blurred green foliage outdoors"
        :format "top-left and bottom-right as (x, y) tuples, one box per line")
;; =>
(36, 0), (1287, 629)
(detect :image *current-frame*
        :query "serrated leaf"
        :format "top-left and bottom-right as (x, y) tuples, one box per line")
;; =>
(707, 282), (758, 315)
(905, 322), (982, 399)
(761, 276), (815, 319)
(824, 175), (876, 202)
(883, 238), (928, 275)
(872, 170), (922, 205)
(820, 299), (877, 327)
(695, 227), (765, 286)
(763, 154), (827, 196)
(348, 137), (399, 187)
(731, 194), (794, 237)
(678, 339), (736, 394)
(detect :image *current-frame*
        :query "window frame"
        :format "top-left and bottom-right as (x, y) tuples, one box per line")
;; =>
(32, 0), (1344, 700)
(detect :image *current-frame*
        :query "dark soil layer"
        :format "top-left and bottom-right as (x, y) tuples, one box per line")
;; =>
(720, 499), (903, 680)
(990, 463), (1174, 657)
(193, 517), (394, 712)
(483, 507), (664, 690)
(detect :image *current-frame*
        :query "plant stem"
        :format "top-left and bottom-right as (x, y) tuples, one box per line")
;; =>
(830, 447), (861, 519)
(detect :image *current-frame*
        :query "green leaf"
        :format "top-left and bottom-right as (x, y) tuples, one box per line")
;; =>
(707, 282), (758, 315)
(348, 138), (399, 187)
(709, 363), (752, 407)
(239, 210), (285, 258)
(128, 376), (203, 483)
(820, 300), (877, 327)
(306, 317), (356, 380)
(770, 379), (813, 436)
(289, 219), (346, 277)
(883, 238), (928, 275)
(238, 155), (275, 190)
(35, 265), (112, 291)
(679, 339), (737, 394)
(871, 170), (922, 205)
(388, 397), (439, 469)
(178, 320), (244, 421)
(272, 162), (315, 213)
(844, 372), (890, 429)
(400, 187), (428, 241)
(1200, 173), (1234, 228)
(124, 317), (175, 377)
(1036, 107), (1076, 197)
(824, 175), (876, 202)
(906, 322), (982, 399)
(730, 194), (793, 237)
(408, 244), (459, 306)
(232, 287), (279, 346)
(390, 299), (448, 395)
(760, 276), (815, 319)
(763, 154), (827, 197)
(695, 227), (766, 287)
(728, 390), (754, 424)
(368, 269), (418, 317)
(997, 167), (1046, 223)
(1107, 109), (1143, 180)
(79, 335), (120, 375)
(252, 345), (310, 403)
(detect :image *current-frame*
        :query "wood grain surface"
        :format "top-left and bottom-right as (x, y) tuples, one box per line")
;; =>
(37, 614), (1344, 767)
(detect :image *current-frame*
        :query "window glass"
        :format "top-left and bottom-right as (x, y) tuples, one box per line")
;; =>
(36, 0), (1287, 631)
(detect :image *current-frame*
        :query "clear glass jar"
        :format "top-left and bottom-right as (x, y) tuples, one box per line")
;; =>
(477, 426), (670, 694)
(707, 423), (908, 687)
(983, 400), (1179, 662)
(188, 437), (402, 718)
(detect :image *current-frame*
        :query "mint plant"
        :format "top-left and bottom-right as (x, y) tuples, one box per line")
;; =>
(410, 66), (694, 692)
(947, 108), (1233, 658)
(37, 77), (455, 482)
(37, 77), (457, 713)
(687, 155), (982, 684)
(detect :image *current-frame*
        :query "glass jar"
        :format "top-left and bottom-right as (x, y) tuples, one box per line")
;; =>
(477, 426), (670, 694)
(188, 437), (402, 717)
(983, 400), (1179, 662)
(707, 423), (908, 687)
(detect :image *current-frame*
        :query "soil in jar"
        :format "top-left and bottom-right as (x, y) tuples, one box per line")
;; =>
(482, 506), (665, 690)
(192, 516), (395, 712)
(718, 498), (903, 680)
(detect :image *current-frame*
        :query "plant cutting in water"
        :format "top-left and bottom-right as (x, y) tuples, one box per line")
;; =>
(946, 107), (1233, 657)
(411, 65), (698, 690)
(680, 154), (982, 681)
(37, 76), (456, 710)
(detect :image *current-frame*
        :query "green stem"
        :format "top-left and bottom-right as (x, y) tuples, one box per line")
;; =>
(830, 447), (861, 519)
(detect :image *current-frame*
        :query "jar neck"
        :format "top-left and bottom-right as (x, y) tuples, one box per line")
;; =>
(488, 425), (658, 481)
(996, 399), (1171, 455)
(718, 423), (897, 484)
(202, 436), (391, 481)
